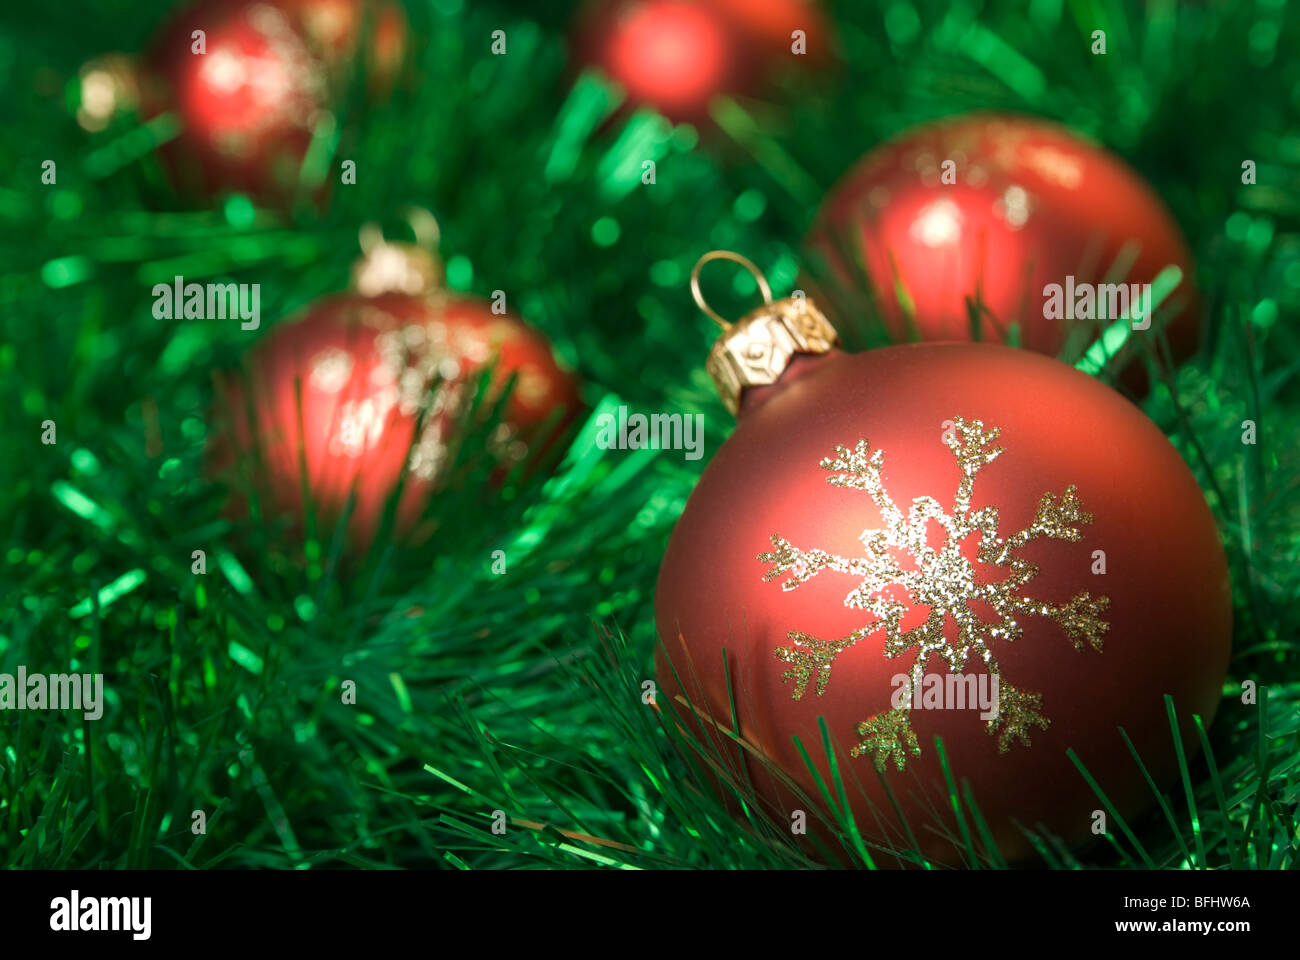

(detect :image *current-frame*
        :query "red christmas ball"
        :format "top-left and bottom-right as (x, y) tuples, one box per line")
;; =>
(142, 0), (328, 201)
(218, 288), (581, 549)
(807, 114), (1200, 390)
(141, 0), (404, 202)
(655, 278), (1231, 865)
(573, 0), (826, 122)
(708, 0), (829, 62)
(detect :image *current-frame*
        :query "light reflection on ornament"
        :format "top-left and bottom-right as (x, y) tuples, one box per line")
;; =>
(201, 50), (248, 94)
(1022, 145), (1083, 189)
(910, 199), (963, 248)
(309, 347), (354, 393)
(996, 185), (1031, 229)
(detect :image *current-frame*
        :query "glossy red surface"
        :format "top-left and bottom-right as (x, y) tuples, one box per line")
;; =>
(655, 343), (1231, 864)
(808, 114), (1201, 389)
(217, 293), (581, 547)
(143, 0), (404, 201)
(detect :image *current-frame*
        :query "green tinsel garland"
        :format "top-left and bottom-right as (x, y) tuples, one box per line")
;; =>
(0, 0), (1296, 869)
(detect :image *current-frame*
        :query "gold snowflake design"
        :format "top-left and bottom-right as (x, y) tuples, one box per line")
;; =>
(758, 417), (1110, 771)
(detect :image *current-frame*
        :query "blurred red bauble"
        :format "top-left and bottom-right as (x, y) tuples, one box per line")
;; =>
(138, 0), (405, 202)
(708, 0), (829, 61)
(654, 255), (1231, 865)
(573, 0), (826, 122)
(216, 230), (581, 548)
(807, 114), (1201, 389)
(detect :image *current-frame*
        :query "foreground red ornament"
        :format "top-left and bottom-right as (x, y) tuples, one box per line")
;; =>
(118, 0), (405, 202)
(216, 217), (581, 548)
(654, 253), (1231, 866)
(806, 113), (1200, 389)
(573, 0), (826, 122)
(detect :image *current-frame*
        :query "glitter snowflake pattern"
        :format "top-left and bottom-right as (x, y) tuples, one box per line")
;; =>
(758, 417), (1110, 771)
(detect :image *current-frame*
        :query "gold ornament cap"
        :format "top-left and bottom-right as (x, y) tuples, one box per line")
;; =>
(692, 251), (839, 416)
(351, 207), (444, 297)
(77, 54), (140, 132)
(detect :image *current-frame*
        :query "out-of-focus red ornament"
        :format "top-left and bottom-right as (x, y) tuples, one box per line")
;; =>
(128, 0), (405, 202)
(654, 253), (1231, 866)
(807, 114), (1200, 390)
(573, 0), (826, 122)
(216, 213), (581, 548)
(708, 0), (829, 62)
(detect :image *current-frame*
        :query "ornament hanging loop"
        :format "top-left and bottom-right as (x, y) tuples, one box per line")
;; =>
(696, 250), (839, 417)
(358, 206), (441, 257)
(353, 207), (445, 297)
(691, 250), (773, 329)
